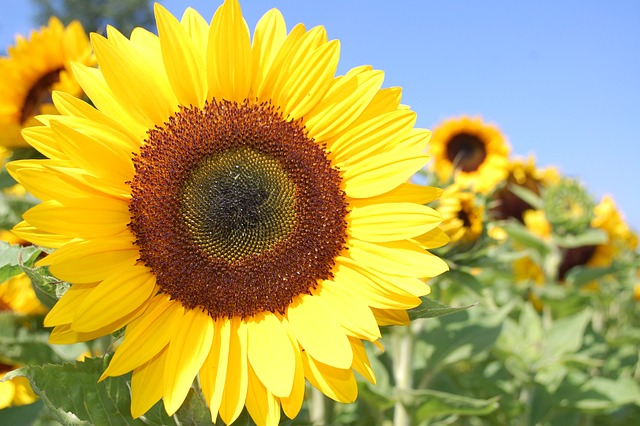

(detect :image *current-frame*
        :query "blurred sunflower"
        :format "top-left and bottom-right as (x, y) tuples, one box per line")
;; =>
(0, 17), (93, 148)
(436, 184), (484, 244)
(7, 1), (449, 425)
(512, 209), (551, 284)
(428, 115), (510, 193)
(0, 272), (47, 409)
(490, 156), (560, 222)
(588, 195), (638, 267)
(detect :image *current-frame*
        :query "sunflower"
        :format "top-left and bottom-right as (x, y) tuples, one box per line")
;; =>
(436, 183), (484, 244)
(490, 156), (560, 222)
(0, 16), (94, 148)
(0, 271), (47, 409)
(7, 1), (448, 424)
(428, 115), (510, 193)
(585, 195), (638, 268)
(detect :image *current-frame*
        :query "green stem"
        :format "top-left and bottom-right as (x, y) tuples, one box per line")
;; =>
(393, 325), (414, 426)
(309, 387), (333, 425)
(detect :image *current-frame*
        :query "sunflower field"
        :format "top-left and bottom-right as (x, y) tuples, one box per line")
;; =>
(1, 1), (639, 425)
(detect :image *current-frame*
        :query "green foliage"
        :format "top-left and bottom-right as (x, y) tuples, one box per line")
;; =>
(30, 0), (155, 35)
(3, 357), (212, 426)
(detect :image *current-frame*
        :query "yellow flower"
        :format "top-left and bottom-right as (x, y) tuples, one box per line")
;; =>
(0, 273), (47, 316)
(588, 195), (638, 268)
(7, 2), (449, 424)
(0, 270), (46, 409)
(437, 183), (484, 244)
(0, 369), (37, 409)
(428, 115), (510, 193)
(490, 156), (560, 222)
(0, 17), (94, 148)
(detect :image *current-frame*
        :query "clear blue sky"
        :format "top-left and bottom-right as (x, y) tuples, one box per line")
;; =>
(1, 1), (638, 230)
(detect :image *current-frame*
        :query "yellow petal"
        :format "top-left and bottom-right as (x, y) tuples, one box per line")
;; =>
(251, 9), (287, 92)
(330, 109), (415, 166)
(181, 8), (209, 56)
(44, 283), (99, 327)
(70, 61), (150, 136)
(331, 261), (421, 310)
(247, 313), (295, 397)
(342, 152), (430, 199)
(412, 227), (450, 249)
(371, 308), (410, 326)
(279, 322), (305, 419)
(302, 352), (358, 403)
(156, 3), (207, 107)
(347, 239), (449, 279)
(91, 31), (176, 125)
(305, 69), (384, 142)
(42, 238), (139, 283)
(164, 308), (214, 416)
(219, 317), (249, 425)
(245, 364), (281, 426)
(11, 221), (71, 249)
(349, 203), (442, 242)
(277, 40), (339, 118)
(23, 198), (130, 240)
(207, 0), (252, 102)
(349, 338), (376, 384)
(318, 282), (380, 340)
(101, 296), (182, 379)
(72, 265), (156, 332)
(286, 293), (352, 369)
(131, 347), (167, 418)
(200, 318), (231, 421)
(348, 184), (442, 208)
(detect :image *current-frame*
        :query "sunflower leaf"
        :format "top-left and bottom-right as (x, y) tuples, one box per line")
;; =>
(0, 242), (40, 283)
(404, 388), (500, 421)
(507, 184), (543, 210)
(552, 229), (607, 249)
(408, 297), (477, 320)
(3, 357), (142, 426)
(20, 263), (67, 309)
(0, 311), (64, 365)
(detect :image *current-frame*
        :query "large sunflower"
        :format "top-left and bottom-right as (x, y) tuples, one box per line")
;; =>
(7, 2), (448, 425)
(428, 115), (510, 193)
(0, 17), (93, 148)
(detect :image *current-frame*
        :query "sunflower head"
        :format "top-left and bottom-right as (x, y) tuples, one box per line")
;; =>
(428, 115), (510, 193)
(437, 183), (484, 244)
(587, 195), (638, 268)
(7, 1), (448, 424)
(543, 178), (595, 236)
(490, 156), (560, 222)
(0, 17), (94, 148)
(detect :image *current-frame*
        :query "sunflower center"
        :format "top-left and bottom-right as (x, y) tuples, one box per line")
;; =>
(129, 100), (348, 319)
(21, 68), (63, 124)
(446, 133), (487, 172)
(181, 147), (296, 262)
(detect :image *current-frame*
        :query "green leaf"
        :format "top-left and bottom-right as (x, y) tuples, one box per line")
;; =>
(4, 357), (216, 426)
(0, 242), (41, 283)
(402, 388), (499, 421)
(542, 308), (592, 358)
(0, 311), (64, 365)
(500, 220), (552, 256)
(564, 264), (619, 288)
(20, 263), (68, 309)
(552, 228), (607, 249)
(4, 357), (141, 426)
(507, 184), (543, 210)
(0, 401), (45, 426)
(408, 297), (477, 320)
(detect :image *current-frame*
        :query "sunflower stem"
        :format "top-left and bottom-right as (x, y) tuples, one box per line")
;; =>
(309, 386), (333, 425)
(393, 325), (414, 426)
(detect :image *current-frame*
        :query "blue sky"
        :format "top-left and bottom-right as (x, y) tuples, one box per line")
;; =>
(1, 1), (638, 230)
